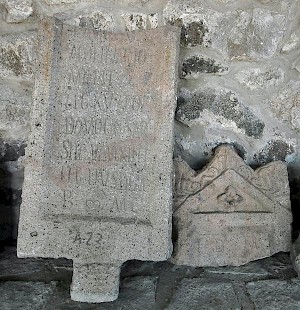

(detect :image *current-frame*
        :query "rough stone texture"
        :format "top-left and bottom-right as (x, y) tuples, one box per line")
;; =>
(164, 1), (287, 59)
(122, 12), (159, 31)
(17, 18), (180, 303)
(0, 246), (298, 309)
(0, 281), (55, 310)
(254, 140), (295, 164)
(269, 80), (300, 130)
(181, 55), (229, 78)
(0, 83), (31, 140)
(0, 161), (23, 242)
(0, 32), (36, 80)
(57, 9), (117, 31)
(4, 0), (33, 23)
(235, 67), (285, 90)
(290, 235), (300, 276)
(45, 0), (77, 4)
(246, 279), (300, 310)
(172, 145), (292, 267)
(281, 32), (299, 53)
(166, 278), (241, 309)
(176, 87), (265, 138)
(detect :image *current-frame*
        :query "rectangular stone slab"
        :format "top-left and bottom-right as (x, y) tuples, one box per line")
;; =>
(17, 17), (180, 303)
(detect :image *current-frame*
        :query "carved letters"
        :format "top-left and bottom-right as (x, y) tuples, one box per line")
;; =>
(18, 18), (180, 302)
(172, 145), (292, 267)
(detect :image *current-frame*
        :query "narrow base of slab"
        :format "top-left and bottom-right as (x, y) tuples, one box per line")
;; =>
(70, 262), (121, 303)
(71, 291), (118, 303)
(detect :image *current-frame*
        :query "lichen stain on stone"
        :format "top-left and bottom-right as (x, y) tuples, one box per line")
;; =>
(168, 19), (210, 47)
(0, 47), (23, 76)
(182, 56), (228, 76)
(176, 89), (265, 138)
(254, 140), (295, 164)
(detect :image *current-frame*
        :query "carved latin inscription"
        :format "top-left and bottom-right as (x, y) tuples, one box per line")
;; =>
(18, 18), (180, 303)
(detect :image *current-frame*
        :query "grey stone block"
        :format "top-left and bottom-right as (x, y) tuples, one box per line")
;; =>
(172, 145), (292, 267)
(17, 17), (180, 302)
(246, 279), (300, 310)
(166, 278), (241, 310)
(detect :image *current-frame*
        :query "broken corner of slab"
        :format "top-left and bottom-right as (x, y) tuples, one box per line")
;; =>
(71, 262), (120, 303)
(172, 144), (292, 267)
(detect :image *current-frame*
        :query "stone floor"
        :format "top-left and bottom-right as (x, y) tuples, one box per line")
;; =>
(0, 246), (299, 309)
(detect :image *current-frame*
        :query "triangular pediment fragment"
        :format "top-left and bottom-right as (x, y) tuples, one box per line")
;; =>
(181, 169), (275, 214)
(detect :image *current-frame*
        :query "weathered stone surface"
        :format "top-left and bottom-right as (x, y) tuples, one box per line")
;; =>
(122, 12), (159, 31)
(58, 9), (116, 31)
(291, 235), (300, 276)
(164, 2), (286, 59)
(0, 32), (36, 80)
(181, 55), (228, 78)
(281, 32), (299, 53)
(0, 246), (72, 281)
(17, 18), (179, 303)
(45, 0), (77, 4)
(0, 83), (31, 140)
(172, 145), (292, 267)
(253, 140), (295, 164)
(204, 261), (271, 281)
(269, 81), (300, 130)
(166, 278), (241, 309)
(246, 279), (300, 309)
(0, 281), (55, 310)
(235, 67), (284, 90)
(0, 161), (24, 241)
(176, 87), (265, 138)
(0, 139), (25, 162)
(4, 0), (33, 23)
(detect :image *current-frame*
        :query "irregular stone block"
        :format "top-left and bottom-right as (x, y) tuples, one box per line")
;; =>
(166, 278), (241, 309)
(4, 0), (33, 23)
(281, 33), (299, 53)
(45, 0), (77, 4)
(78, 11), (115, 31)
(291, 235), (300, 276)
(57, 9), (116, 32)
(164, 1), (286, 59)
(0, 161), (24, 241)
(181, 55), (229, 78)
(269, 80), (300, 130)
(253, 140), (295, 164)
(17, 18), (180, 303)
(246, 279), (300, 310)
(0, 281), (55, 309)
(0, 32), (36, 80)
(0, 83), (31, 140)
(172, 145), (292, 267)
(235, 67), (284, 90)
(122, 13), (159, 31)
(176, 87), (265, 138)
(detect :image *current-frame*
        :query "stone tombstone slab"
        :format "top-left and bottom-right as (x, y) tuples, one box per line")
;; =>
(17, 18), (180, 303)
(172, 145), (292, 267)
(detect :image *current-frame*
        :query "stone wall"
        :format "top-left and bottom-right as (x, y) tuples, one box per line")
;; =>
(0, 0), (300, 241)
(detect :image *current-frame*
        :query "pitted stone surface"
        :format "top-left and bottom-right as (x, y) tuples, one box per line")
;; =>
(172, 145), (292, 267)
(0, 281), (55, 310)
(246, 279), (300, 310)
(0, 32), (36, 80)
(291, 235), (300, 276)
(4, 0), (33, 23)
(166, 278), (241, 310)
(0, 83), (31, 140)
(17, 18), (179, 303)
(164, 1), (287, 59)
(176, 87), (265, 138)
